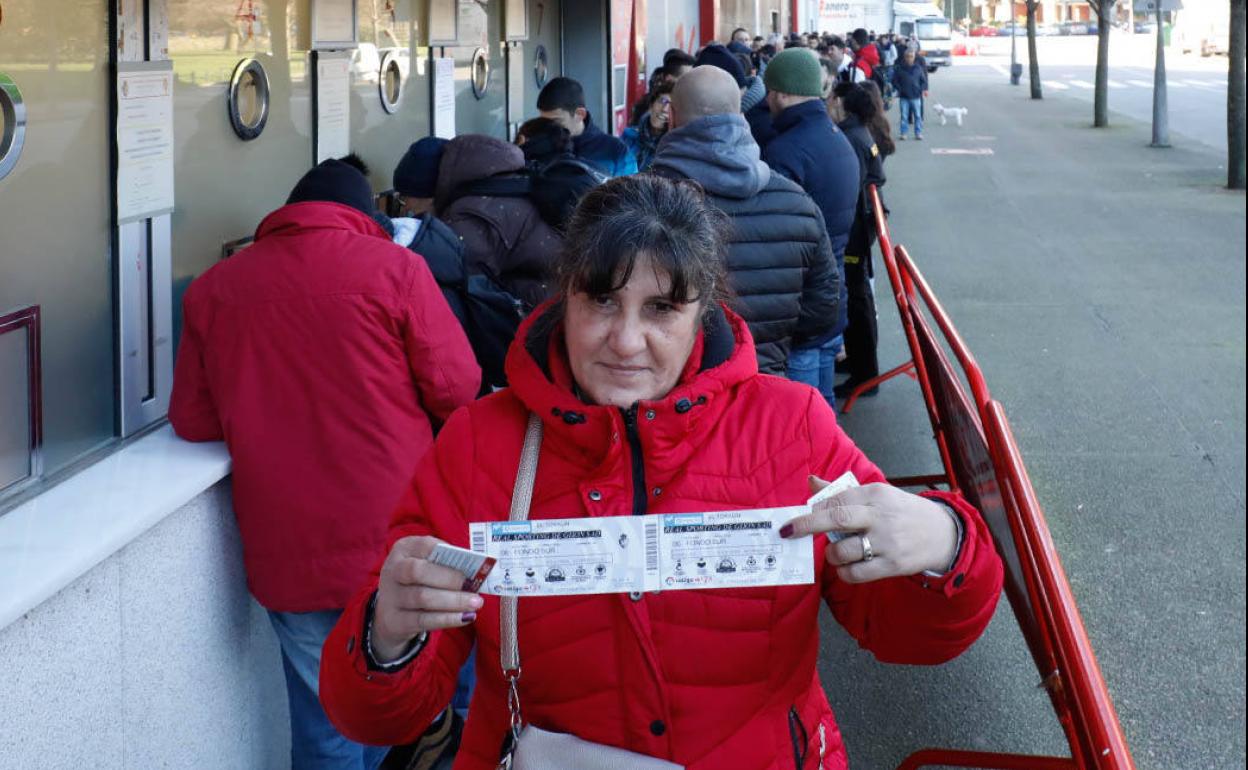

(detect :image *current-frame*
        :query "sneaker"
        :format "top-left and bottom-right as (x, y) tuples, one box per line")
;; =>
(915, 134), (924, 141)
(898, 134), (907, 141)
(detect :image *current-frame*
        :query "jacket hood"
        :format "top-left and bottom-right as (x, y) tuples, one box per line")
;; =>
(435, 134), (526, 206)
(650, 114), (771, 200)
(740, 75), (767, 114)
(256, 201), (391, 243)
(503, 299), (758, 459)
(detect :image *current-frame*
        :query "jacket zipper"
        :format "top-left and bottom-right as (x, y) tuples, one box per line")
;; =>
(621, 405), (647, 516)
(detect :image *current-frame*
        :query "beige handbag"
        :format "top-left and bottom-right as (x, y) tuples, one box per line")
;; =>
(497, 413), (683, 770)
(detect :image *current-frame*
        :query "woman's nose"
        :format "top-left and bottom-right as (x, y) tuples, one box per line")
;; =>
(607, 314), (647, 358)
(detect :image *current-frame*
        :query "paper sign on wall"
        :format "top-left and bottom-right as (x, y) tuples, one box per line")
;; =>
(116, 61), (175, 223)
(315, 52), (352, 164)
(433, 57), (456, 139)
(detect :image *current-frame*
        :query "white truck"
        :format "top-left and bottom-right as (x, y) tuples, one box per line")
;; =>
(1173, 0), (1230, 57)
(892, 0), (953, 71)
(815, 0), (953, 71)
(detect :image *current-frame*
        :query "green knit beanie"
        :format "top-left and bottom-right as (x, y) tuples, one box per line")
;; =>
(763, 48), (824, 98)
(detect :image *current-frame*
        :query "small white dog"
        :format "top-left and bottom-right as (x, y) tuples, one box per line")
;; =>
(931, 103), (968, 126)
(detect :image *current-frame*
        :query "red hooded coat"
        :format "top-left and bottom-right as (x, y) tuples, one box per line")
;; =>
(319, 303), (1002, 769)
(170, 201), (481, 611)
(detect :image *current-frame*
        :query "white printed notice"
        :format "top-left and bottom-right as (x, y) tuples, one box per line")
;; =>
(470, 472), (860, 596)
(433, 57), (456, 139)
(116, 61), (175, 223)
(315, 51), (352, 164)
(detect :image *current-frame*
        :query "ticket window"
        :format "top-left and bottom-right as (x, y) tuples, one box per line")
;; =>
(0, 0), (115, 502)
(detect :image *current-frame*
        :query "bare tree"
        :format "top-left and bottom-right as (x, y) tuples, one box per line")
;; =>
(1088, 0), (1115, 126)
(1230, 0), (1246, 188)
(1026, 0), (1043, 99)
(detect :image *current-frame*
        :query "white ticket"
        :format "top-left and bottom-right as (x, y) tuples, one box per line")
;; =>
(658, 507), (812, 591)
(469, 471), (862, 597)
(806, 471), (861, 544)
(471, 516), (657, 596)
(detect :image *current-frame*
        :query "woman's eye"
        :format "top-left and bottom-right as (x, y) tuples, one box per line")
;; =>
(648, 301), (676, 315)
(591, 295), (617, 309)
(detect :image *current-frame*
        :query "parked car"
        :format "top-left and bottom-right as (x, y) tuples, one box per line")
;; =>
(1060, 21), (1089, 35)
(1134, 21), (1157, 34)
(969, 24), (999, 37)
(1000, 22), (1029, 36)
(1037, 23), (1062, 36)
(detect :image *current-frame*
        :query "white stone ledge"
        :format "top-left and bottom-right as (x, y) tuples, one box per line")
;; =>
(0, 425), (231, 630)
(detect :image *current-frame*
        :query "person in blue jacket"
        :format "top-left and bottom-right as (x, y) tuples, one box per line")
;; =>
(761, 47), (861, 409)
(891, 48), (929, 140)
(537, 77), (637, 177)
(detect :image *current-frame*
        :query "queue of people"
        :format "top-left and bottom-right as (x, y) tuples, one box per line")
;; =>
(169, 31), (989, 770)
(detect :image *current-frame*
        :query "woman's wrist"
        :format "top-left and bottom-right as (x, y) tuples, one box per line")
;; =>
(921, 499), (964, 576)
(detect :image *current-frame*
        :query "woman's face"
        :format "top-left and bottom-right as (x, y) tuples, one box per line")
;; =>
(564, 256), (703, 409)
(649, 94), (672, 128)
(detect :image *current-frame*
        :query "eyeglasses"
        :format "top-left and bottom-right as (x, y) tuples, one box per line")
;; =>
(655, 96), (672, 107)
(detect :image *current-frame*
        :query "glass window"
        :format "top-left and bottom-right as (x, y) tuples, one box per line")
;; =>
(917, 19), (953, 39)
(0, 0), (115, 502)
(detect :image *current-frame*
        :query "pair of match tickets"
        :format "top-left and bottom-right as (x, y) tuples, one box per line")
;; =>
(428, 471), (860, 597)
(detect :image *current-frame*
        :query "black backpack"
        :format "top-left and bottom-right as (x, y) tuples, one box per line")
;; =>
(446, 156), (607, 231)
(407, 213), (523, 393)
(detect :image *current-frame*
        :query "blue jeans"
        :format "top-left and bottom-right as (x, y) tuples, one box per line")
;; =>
(787, 336), (842, 410)
(899, 98), (924, 136)
(268, 609), (389, 770)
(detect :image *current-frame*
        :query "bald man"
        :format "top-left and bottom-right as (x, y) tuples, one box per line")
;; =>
(650, 66), (841, 377)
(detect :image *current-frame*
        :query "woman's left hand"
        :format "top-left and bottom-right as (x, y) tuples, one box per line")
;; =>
(779, 477), (959, 583)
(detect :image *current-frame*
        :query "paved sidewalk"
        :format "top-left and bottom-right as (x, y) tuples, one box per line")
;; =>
(821, 64), (1246, 769)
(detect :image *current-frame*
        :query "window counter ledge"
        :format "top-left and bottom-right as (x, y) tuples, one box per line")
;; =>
(0, 425), (230, 630)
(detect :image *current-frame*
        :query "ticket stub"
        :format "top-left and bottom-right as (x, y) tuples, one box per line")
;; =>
(428, 542), (496, 592)
(468, 471), (863, 597)
(805, 471), (861, 544)
(470, 516), (656, 596)
(658, 506), (812, 591)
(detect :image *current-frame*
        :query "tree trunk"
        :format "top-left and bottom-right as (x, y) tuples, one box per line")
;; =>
(1093, 0), (1111, 126)
(1230, 0), (1246, 188)
(1027, 2), (1043, 98)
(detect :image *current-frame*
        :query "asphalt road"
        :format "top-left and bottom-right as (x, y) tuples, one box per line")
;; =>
(819, 56), (1246, 770)
(965, 34), (1233, 151)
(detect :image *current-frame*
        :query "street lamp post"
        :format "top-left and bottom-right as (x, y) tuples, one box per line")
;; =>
(1150, 0), (1172, 146)
(1010, 15), (1022, 84)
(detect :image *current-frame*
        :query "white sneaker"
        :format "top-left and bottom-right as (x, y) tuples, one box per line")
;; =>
(899, 134), (907, 141)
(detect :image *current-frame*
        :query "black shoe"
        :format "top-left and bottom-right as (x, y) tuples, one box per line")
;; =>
(834, 357), (853, 375)
(833, 379), (880, 401)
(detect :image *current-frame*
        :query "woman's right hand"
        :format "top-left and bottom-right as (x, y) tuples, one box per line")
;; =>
(371, 536), (485, 663)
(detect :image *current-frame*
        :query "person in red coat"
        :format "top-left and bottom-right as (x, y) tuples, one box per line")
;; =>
(169, 159), (481, 770)
(318, 175), (1003, 769)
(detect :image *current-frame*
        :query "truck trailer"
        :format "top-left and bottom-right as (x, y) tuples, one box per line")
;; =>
(816, 0), (953, 71)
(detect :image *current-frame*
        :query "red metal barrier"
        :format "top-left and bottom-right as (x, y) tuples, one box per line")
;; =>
(856, 185), (1136, 770)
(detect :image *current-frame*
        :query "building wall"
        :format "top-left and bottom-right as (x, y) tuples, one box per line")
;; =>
(0, 481), (290, 770)
(644, 0), (701, 78)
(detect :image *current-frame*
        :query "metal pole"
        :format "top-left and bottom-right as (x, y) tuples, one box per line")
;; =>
(1010, 17), (1018, 83)
(1150, 1), (1170, 146)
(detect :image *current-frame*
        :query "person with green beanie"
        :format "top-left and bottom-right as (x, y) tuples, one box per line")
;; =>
(762, 47), (861, 410)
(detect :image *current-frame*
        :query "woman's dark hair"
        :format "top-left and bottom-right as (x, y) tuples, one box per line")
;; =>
(858, 81), (895, 157)
(517, 117), (573, 164)
(557, 175), (728, 314)
(834, 81), (895, 157)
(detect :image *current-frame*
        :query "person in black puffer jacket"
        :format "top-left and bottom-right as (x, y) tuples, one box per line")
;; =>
(650, 66), (841, 375)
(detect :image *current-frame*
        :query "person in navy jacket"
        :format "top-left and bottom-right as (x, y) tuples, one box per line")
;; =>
(537, 76), (638, 177)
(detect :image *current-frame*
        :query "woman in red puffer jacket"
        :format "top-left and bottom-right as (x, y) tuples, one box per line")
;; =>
(319, 175), (1004, 769)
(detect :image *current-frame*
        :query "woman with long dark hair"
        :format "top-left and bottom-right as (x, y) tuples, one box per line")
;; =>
(830, 80), (887, 401)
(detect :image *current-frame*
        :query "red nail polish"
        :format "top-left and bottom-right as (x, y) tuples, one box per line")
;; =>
(461, 612), (478, 624)
(779, 524), (794, 539)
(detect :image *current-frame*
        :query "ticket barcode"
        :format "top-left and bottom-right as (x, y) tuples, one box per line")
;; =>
(644, 519), (659, 572)
(471, 528), (485, 554)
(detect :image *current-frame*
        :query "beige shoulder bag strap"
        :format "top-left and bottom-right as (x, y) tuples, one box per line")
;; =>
(500, 413), (543, 744)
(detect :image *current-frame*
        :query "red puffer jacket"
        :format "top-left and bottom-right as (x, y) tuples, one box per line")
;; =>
(170, 202), (481, 611)
(320, 303), (1003, 769)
